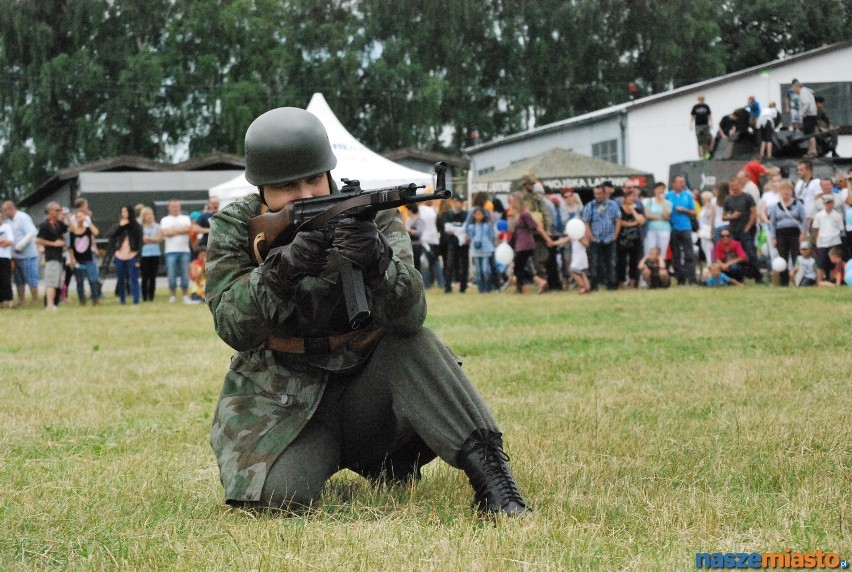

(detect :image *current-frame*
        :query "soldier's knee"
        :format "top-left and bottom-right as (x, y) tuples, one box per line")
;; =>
(377, 327), (440, 354)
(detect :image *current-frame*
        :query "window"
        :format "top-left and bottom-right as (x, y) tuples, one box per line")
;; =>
(477, 166), (495, 176)
(592, 139), (618, 163)
(780, 82), (852, 131)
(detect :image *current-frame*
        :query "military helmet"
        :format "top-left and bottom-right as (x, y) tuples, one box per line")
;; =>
(244, 107), (337, 186)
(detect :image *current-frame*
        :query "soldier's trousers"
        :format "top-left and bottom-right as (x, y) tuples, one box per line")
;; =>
(259, 328), (499, 509)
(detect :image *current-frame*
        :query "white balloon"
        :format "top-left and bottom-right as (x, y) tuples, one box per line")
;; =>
(495, 241), (514, 265)
(771, 256), (788, 272)
(565, 218), (586, 240)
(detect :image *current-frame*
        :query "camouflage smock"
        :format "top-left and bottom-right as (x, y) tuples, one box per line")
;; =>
(206, 194), (426, 503)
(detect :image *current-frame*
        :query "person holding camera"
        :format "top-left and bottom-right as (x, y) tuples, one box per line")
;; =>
(205, 107), (529, 517)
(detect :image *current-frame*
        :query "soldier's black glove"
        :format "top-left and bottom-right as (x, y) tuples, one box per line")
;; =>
(261, 230), (331, 292)
(333, 218), (393, 279)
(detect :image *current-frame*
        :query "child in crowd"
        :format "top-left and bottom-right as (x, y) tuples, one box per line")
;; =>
(188, 246), (207, 303)
(705, 262), (743, 287)
(568, 235), (590, 294)
(638, 247), (671, 289)
(793, 242), (818, 286)
(818, 246), (846, 287)
(553, 223), (591, 294)
(465, 207), (497, 293)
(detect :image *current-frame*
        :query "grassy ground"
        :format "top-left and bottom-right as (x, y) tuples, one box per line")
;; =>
(1, 286), (850, 571)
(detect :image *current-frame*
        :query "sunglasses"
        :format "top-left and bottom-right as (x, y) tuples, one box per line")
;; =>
(721, 234), (730, 238)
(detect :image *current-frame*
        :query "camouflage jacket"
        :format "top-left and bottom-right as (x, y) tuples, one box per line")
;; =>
(523, 191), (553, 232)
(206, 194), (426, 503)
(508, 191), (553, 235)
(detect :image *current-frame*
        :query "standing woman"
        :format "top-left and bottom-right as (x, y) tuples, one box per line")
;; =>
(712, 182), (729, 243)
(0, 211), (14, 308)
(642, 182), (672, 256)
(110, 205), (143, 305)
(68, 209), (101, 305)
(769, 180), (807, 286)
(615, 191), (645, 288)
(698, 191), (715, 270)
(140, 207), (163, 302)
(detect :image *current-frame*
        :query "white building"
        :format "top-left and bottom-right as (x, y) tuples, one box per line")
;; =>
(466, 40), (852, 185)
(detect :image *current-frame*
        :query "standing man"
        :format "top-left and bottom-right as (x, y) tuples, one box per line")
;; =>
(160, 199), (193, 303)
(581, 184), (620, 291)
(205, 106), (529, 516)
(35, 202), (68, 311)
(737, 170), (761, 205)
(665, 176), (697, 285)
(812, 195), (845, 282)
(1, 201), (40, 305)
(792, 79), (818, 157)
(192, 196), (220, 250)
(835, 172), (852, 256)
(690, 94), (713, 159)
(723, 176), (762, 283)
(794, 159), (821, 233)
(441, 194), (469, 294)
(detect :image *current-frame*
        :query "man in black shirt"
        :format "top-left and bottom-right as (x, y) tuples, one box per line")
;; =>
(192, 196), (220, 251)
(35, 202), (68, 310)
(722, 178), (762, 283)
(690, 95), (712, 159)
(709, 113), (737, 158)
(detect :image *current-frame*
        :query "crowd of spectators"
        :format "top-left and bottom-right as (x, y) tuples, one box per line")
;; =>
(401, 160), (852, 294)
(2, 161), (850, 310)
(0, 197), (214, 310)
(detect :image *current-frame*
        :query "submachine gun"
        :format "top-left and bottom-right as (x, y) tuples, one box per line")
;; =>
(248, 161), (451, 329)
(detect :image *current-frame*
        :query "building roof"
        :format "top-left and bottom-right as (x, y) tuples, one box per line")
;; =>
(465, 39), (852, 154)
(382, 147), (470, 169)
(472, 148), (652, 193)
(18, 153), (245, 208)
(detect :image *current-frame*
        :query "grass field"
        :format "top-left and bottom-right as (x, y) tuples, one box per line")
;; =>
(1, 286), (850, 571)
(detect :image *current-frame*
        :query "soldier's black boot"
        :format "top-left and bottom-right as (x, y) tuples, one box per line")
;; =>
(457, 429), (531, 517)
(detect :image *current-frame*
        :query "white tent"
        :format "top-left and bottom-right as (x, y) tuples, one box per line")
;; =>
(210, 93), (434, 206)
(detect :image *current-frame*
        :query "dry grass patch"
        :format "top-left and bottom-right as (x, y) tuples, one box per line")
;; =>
(1, 286), (850, 570)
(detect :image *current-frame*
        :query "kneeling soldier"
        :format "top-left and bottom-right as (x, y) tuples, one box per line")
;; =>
(206, 107), (530, 517)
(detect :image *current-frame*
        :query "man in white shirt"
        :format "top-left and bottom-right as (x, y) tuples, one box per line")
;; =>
(812, 195), (844, 281)
(792, 79), (818, 157)
(417, 200), (444, 289)
(1, 201), (40, 305)
(159, 199), (193, 303)
(794, 160), (821, 232)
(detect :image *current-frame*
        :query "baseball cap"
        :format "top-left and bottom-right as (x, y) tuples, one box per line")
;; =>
(800, 241), (811, 249)
(824, 194), (835, 202)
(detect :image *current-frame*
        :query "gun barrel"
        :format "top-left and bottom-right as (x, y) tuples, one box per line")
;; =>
(407, 190), (451, 204)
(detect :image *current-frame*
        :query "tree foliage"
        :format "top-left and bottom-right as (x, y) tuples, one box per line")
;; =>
(1, 0), (848, 200)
